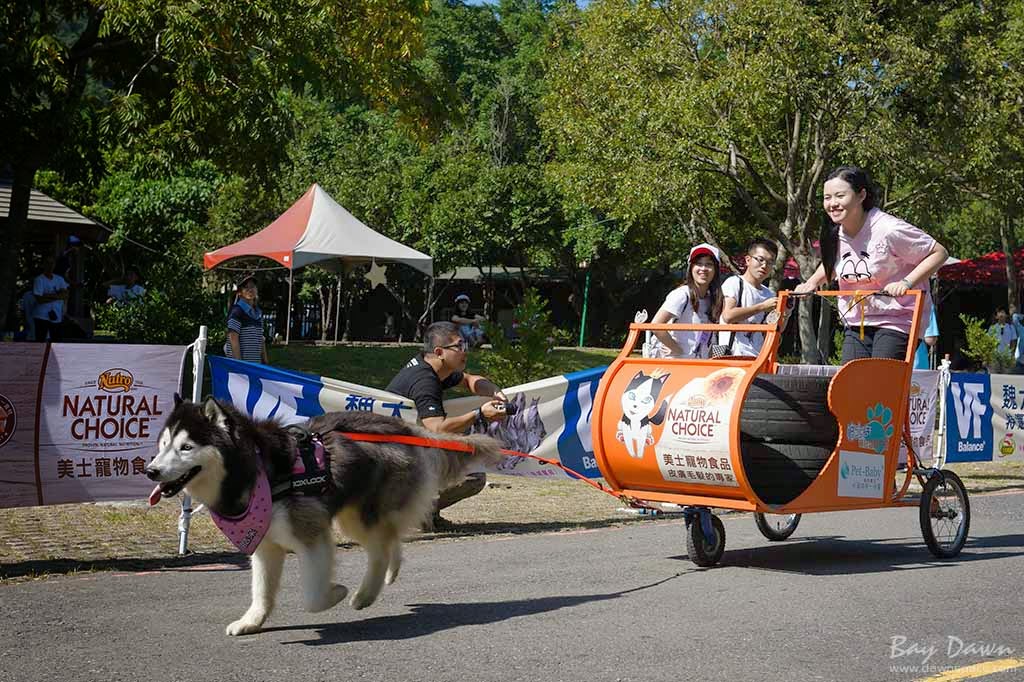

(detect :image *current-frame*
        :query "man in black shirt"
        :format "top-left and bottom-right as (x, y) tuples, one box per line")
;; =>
(386, 322), (508, 529)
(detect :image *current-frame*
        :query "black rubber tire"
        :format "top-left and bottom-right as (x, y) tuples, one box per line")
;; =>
(920, 471), (970, 559)
(686, 513), (726, 567)
(740, 374), (838, 445)
(754, 512), (802, 541)
(741, 441), (831, 505)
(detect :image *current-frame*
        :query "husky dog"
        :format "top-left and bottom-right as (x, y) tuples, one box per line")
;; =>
(146, 397), (502, 636)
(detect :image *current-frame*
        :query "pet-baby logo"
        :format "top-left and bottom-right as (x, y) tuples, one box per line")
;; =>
(0, 394), (15, 449)
(98, 368), (134, 393)
(846, 402), (894, 454)
(616, 369), (670, 458)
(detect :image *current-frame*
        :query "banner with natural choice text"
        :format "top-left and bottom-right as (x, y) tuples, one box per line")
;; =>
(0, 343), (185, 509)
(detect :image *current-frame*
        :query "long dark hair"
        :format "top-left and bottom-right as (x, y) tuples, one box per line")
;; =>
(820, 166), (878, 282)
(681, 257), (724, 322)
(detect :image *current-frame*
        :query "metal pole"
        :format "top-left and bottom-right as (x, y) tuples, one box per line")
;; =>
(285, 268), (294, 344)
(178, 325), (208, 555)
(935, 356), (951, 469)
(577, 268), (591, 347)
(334, 272), (341, 344)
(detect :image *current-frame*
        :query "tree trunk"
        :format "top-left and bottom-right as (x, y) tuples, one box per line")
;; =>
(0, 164), (37, 332)
(791, 249), (824, 363)
(1000, 214), (1019, 311)
(341, 282), (357, 342)
(816, 301), (832, 362)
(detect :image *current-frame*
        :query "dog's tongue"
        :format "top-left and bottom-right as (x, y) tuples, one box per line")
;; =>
(148, 484), (163, 506)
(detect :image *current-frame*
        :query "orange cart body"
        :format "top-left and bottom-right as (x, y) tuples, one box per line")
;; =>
(591, 291), (925, 514)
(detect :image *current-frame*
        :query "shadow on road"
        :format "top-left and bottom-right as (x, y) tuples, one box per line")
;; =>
(0, 551), (248, 582)
(686, 533), (1024, 576)
(266, 573), (689, 645)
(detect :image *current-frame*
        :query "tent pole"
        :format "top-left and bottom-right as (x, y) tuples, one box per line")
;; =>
(285, 267), (294, 345)
(334, 273), (341, 344)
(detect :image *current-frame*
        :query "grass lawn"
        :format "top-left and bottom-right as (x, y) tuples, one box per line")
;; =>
(267, 343), (620, 390)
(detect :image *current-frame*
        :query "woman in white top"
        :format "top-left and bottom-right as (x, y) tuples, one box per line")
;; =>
(651, 243), (724, 358)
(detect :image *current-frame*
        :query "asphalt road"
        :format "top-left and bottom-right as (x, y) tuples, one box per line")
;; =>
(2, 490), (1023, 682)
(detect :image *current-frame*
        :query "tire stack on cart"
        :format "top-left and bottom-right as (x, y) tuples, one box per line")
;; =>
(740, 374), (839, 540)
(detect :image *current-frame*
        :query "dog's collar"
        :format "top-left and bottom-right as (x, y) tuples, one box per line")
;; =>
(208, 465), (272, 555)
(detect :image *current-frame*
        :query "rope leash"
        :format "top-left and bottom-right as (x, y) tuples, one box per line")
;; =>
(335, 431), (620, 499)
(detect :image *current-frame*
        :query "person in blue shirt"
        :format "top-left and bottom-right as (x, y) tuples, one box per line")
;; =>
(913, 308), (939, 370)
(1012, 305), (1024, 374)
(224, 275), (268, 364)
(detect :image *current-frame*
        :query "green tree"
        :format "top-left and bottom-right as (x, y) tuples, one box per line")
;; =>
(0, 0), (430, 331)
(543, 0), (965, 360)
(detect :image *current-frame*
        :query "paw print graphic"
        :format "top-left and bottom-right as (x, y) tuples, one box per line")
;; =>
(864, 402), (894, 453)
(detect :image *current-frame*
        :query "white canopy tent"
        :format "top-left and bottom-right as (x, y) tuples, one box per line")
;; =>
(204, 184), (432, 342)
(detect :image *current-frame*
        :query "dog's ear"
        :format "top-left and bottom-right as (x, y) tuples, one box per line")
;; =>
(173, 392), (184, 408)
(202, 398), (231, 431)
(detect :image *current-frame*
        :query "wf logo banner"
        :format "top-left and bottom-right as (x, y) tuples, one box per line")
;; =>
(946, 374), (993, 463)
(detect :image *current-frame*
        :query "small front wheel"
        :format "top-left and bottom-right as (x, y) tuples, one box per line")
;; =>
(686, 513), (726, 567)
(754, 512), (801, 541)
(920, 471), (970, 559)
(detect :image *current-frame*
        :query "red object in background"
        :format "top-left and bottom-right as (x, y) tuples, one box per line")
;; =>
(937, 248), (1024, 286)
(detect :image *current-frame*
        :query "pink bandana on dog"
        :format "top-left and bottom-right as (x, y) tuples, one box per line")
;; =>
(209, 470), (272, 555)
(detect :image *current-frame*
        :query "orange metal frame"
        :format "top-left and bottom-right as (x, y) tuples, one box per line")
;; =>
(591, 290), (927, 514)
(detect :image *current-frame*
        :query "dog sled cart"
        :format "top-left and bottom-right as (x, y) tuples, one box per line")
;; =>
(590, 290), (970, 567)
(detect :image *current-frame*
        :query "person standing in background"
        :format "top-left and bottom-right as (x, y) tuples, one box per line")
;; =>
(1011, 305), (1024, 374)
(224, 275), (268, 364)
(32, 257), (69, 342)
(989, 307), (1018, 363)
(106, 266), (146, 303)
(913, 308), (939, 370)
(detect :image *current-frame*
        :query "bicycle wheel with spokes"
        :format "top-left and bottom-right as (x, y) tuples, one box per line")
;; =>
(754, 512), (801, 541)
(919, 471), (970, 559)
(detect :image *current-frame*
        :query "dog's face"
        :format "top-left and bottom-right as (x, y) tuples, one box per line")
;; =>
(146, 397), (231, 506)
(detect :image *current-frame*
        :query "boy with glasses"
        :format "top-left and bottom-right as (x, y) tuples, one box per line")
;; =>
(386, 322), (508, 529)
(718, 238), (784, 357)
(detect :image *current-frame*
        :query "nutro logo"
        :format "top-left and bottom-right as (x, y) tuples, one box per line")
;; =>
(98, 369), (134, 393)
(0, 394), (15, 448)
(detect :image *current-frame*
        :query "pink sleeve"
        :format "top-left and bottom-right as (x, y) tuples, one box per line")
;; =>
(887, 218), (936, 267)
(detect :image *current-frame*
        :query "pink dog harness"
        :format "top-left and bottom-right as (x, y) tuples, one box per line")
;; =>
(209, 466), (273, 555)
(209, 435), (330, 555)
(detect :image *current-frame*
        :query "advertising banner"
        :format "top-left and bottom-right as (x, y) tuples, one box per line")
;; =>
(0, 343), (185, 509)
(989, 373), (1024, 462)
(945, 372), (994, 463)
(209, 357), (605, 479)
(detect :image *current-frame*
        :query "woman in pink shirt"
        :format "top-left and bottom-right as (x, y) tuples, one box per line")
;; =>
(794, 166), (948, 363)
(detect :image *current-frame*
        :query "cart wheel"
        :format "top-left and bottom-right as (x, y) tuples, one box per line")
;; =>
(686, 514), (726, 567)
(919, 471), (970, 559)
(754, 512), (801, 541)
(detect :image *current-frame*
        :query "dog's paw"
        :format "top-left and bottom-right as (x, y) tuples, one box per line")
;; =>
(349, 589), (378, 611)
(328, 583), (349, 608)
(226, 618), (263, 636)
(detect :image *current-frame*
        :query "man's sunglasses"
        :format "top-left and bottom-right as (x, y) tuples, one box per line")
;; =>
(441, 340), (468, 352)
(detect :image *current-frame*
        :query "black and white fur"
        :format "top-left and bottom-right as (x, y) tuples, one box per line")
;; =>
(146, 397), (502, 636)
